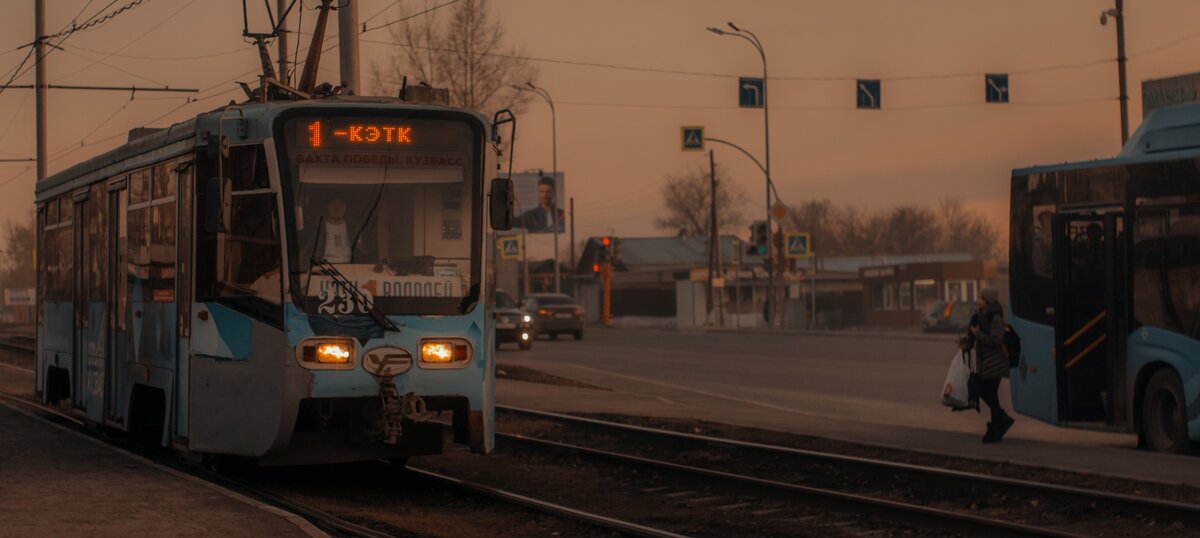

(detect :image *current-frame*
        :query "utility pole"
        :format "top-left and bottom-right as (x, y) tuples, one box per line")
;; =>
(569, 196), (576, 297)
(1115, 0), (1128, 144)
(337, 0), (360, 94)
(1100, 1), (1128, 144)
(707, 149), (718, 323)
(34, 0), (46, 182)
(277, 0), (290, 84)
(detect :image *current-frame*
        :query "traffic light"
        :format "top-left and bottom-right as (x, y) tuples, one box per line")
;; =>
(748, 221), (768, 256)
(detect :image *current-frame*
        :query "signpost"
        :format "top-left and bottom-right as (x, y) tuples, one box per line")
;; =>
(738, 77), (764, 108)
(499, 235), (523, 260)
(784, 232), (812, 259)
(1142, 71), (1200, 116)
(856, 79), (881, 109)
(681, 126), (705, 151)
(985, 74), (1009, 103)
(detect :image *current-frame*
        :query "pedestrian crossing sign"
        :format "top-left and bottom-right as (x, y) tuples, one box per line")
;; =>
(681, 126), (704, 151)
(785, 232), (812, 259)
(499, 235), (522, 260)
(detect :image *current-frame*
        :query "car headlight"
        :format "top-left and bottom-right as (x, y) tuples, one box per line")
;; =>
(296, 338), (356, 369)
(522, 314), (531, 323)
(419, 338), (472, 368)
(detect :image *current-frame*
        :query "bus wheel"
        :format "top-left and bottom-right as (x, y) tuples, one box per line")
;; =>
(1142, 369), (1193, 454)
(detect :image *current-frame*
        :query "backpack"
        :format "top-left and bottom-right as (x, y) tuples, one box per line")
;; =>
(1001, 324), (1021, 369)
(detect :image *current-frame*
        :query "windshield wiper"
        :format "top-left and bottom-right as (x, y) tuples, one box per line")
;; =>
(310, 257), (400, 332)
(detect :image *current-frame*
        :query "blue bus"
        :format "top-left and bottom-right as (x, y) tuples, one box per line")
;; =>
(1009, 103), (1200, 453)
(35, 96), (517, 464)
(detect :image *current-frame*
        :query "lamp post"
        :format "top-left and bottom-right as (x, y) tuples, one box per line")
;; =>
(1100, 1), (1128, 144)
(511, 82), (561, 293)
(707, 22), (775, 327)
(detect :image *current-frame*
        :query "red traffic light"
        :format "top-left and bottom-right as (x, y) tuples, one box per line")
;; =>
(592, 264), (600, 273)
(601, 237), (611, 247)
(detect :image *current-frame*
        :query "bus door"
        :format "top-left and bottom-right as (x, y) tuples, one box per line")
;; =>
(1053, 210), (1127, 426)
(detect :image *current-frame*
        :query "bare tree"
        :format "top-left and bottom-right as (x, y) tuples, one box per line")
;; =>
(655, 164), (746, 238)
(0, 217), (34, 289)
(370, 0), (538, 113)
(779, 198), (998, 258)
(937, 198), (999, 260)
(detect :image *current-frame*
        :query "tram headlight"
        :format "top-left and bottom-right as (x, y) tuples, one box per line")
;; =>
(419, 339), (472, 367)
(296, 338), (356, 369)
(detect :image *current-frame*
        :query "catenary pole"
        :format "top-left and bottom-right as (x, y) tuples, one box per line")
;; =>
(277, 0), (290, 83)
(337, 0), (360, 94)
(34, 0), (46, 182)
(1115, 0), (1129, 144)
(708, 149), (718, 324)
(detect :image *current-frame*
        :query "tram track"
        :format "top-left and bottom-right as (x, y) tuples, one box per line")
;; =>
(0, 340), (669, 537)
(495, 405), (1200, 537)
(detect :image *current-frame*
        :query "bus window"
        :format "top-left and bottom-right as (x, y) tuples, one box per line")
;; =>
(1167, 207), (1200, 338)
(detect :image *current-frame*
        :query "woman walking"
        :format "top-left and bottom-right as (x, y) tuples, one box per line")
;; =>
(970, 288), (1015, 443)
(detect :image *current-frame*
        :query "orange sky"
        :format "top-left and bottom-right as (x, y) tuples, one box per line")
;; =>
(2, 0), (1199, 250)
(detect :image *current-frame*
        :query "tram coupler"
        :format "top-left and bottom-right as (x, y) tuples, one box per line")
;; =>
(376, 378), (429, 445)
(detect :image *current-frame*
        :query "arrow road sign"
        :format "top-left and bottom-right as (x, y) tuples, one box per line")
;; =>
(857, 79), (881, 109)
(500, 236), (522, 260)
(681, 126), (705, 151)
(739, 77), (764, 108)
(785, 232), (812, 259)
(986, 73), (1009, 103)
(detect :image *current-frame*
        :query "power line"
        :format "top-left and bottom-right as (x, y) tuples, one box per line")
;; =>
(67, 44), (247, 61)
(41, 0), (148, 42)
(51, 0), (197, 84)
(361, 0), (462, 33)
(361, 0), (402, 26)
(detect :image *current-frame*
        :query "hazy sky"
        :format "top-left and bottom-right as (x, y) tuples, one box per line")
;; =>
(2, 0), (1199, 249)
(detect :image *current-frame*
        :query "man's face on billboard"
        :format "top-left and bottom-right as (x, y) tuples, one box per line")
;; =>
(538, 183), (554, 207)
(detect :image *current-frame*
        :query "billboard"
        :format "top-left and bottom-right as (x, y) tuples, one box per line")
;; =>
(510, 171), (565, 234)
(1142, 72), (1200, 116)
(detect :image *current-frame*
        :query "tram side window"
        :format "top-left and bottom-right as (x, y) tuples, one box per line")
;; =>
(43, 196), (73, 304)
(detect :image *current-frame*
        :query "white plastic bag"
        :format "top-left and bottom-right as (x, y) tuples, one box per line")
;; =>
(940, 351), (972, 410)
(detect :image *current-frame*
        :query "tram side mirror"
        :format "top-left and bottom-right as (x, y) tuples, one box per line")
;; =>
(204, 176), (231, 234)
(489, 177), (514, 231)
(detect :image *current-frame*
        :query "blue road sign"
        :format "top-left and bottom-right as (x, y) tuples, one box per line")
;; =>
(681, 126), (704, 151)
(500, 236), (522, 260)
(785, 232), (812, 259)
(739, 77), (764, 108)
(986, 74), (1009, 103)
(856, 79), (881, 109)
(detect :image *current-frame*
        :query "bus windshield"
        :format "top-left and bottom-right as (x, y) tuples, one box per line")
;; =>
(279, 113), (482, 316)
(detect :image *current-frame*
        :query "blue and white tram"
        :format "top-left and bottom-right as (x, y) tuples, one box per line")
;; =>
(35, 97), (516, 464)
(1009, 103), (1200, 453)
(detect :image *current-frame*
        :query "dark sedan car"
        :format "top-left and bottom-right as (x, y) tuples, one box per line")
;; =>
(520, 293), (585, 340)
(494, 290), (532, 350)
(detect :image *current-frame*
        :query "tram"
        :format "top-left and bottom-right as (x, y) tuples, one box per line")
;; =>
(34, 93), (517, 464)
(1009, 103), (1200, 453)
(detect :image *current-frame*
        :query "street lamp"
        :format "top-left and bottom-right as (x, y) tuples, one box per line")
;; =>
(510, 82), (562, 294)
(708, 21), (777, 327)
(1100, 1), (1128, 144)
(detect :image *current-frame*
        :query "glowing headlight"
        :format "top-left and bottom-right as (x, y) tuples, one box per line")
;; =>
(419, 339), (472, 366)
(522, 315), (531, 323)
(316, 343), (351, 363)
(297, 338), (356, 369)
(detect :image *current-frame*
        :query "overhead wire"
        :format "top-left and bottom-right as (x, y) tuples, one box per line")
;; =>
(51, 0), (198, 84)
(361, 0), (462, 33)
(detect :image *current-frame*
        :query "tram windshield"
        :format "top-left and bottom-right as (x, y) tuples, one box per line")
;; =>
(279, 113), (481, 316)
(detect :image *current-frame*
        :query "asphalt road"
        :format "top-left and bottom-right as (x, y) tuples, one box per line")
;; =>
(497, 327), (1137, 450)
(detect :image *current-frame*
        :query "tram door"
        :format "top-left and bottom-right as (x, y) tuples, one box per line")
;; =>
(76, 186), (109, 423)
(106, 184), (129, 423)
(1053, 210), (1127, 426)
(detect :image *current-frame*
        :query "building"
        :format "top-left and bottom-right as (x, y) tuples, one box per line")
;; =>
(858, 258), (1003, 327)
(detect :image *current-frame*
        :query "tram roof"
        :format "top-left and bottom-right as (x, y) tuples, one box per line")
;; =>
(35, 97), (487, 202)
(1014, 102), (1200, 176)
